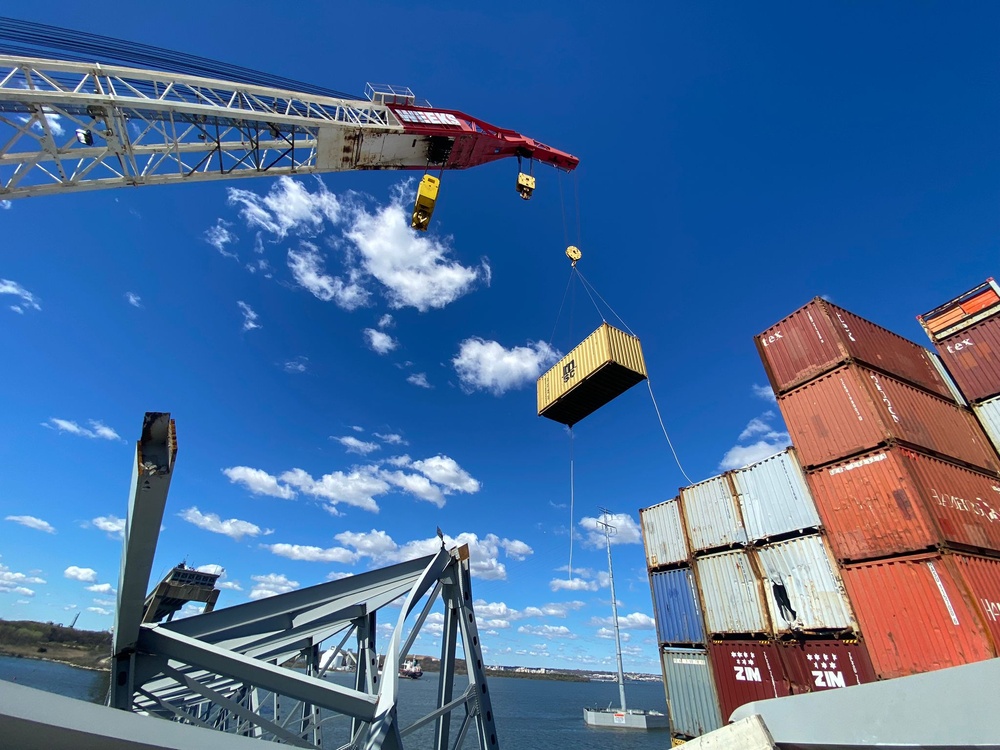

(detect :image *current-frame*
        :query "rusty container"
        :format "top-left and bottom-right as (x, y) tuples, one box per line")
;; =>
(757, 298), (952, 398)
(840, 553), (995, 680)
(918, 278), (1000, 344)
(695, 550), (770, 635)
(680, 474), (747, 553)
(706, 640), (790, 722)
(935, 314), (1000, 404)
(537, 322), (647, 426)
(641, 498), (689, 569)
(949, 553), (1000, 652)
(776, 639), (877, 694)
(777, 363), (1000, 473)
(806, 445), (1000, 562)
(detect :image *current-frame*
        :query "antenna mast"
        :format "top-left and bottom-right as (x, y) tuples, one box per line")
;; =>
(598, 507), (627, 712)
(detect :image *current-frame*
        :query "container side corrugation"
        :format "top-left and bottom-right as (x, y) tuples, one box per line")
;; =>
(757, 298), (952, 398)
(918, 278), (1000, 343)
(731, 449), (821, 542)
(840, 554), (995, 680)
(776, 640), (877, 694)
(707, 641), (790, 723)
(949, 554), (1000, 652)
(973, 396), (1000, 460)
(651, 568), (707, 644)
(681, 475), (747, 553)
(754, 534), (856, 633)
(928, 350), (968, 406)
(695, 550), (770, 634)
(536, 323), (647, 426)
(806, 445), (1000, 562)
(642, 499), (689, 569)
(661, 647), (723, 737)
(935, 315), (1000, 403)
(777, 363), (1000, 474)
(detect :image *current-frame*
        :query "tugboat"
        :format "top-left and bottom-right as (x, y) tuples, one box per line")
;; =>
(399, 657), (423, 679)
(583, 509), (669, 730)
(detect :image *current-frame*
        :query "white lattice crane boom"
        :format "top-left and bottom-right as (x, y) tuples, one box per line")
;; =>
(0, 55), (578, 200)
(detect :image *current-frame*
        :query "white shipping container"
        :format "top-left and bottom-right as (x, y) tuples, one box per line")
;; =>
(680, 475), (747, 553)
(731, 449), (820, 542)
(661, 647), (723, 738)
(695, 549), (770, 635)
(641, 499), (689, 569)
(755, 534), (857, 634)
(973, 395), (1000, 457)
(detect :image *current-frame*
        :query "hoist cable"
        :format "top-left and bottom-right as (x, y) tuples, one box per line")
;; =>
(574, 267), (606, 324)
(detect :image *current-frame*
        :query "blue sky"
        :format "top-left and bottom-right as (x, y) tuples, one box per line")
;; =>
(1, 3), (998, 674)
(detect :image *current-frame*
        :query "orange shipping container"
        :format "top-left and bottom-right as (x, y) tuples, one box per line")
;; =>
(806, 446), (1000, 562)
(918, 278), (1000, 343)
(840, 554), (995, 680)
(777, 363), (1000, 473)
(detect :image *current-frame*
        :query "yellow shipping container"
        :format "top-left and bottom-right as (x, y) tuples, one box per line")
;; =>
(537, 322), (647, 426)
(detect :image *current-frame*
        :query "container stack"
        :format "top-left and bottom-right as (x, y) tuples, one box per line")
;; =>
(758, 297), (1000, 683)
(918, 279), (1000, 456)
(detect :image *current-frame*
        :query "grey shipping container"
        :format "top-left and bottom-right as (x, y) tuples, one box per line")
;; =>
(695, 549), (770, 635)
(651, 567), (706, 644)
(661, 647), (723, 738)
(641, 498), (689, 569)
(973, 395), (1000, 458)
(680, 475), (747, 553)
(731, 448), (820, 542)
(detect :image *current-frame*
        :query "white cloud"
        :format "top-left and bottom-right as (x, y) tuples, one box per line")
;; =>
(125, 292), (142, 308)
(335, 436), (380, 455)
(516, 624), (575, 639)
(752, 383), (777, 403)
(344, 189), (480, 311)
(92, 515), (126, 537)
(227, 176), (341, 239)
(364, 328), (398, 354)
(596, 627), (630, 641)
(237, 301), (261, 331)
(204, 218), (238, 259)
(25, 111), (64, 136)
(407, 372), (431, 389)
(92, 598), (115, 606)
(0, 279), (41, 312)
(6, 515), (55, 534)
(64, 566), (97, 583)
(0, 200), (11, 209)
(452, 338), (559, 396)
(549, 577), (599, 592)
(284, 357), (309, 373)
(591, 612), (656, 630)
(351, 425), (364, 432)
(378, 314), (393, 328)
(409, 455), (481, 494)
(500, 539), (533, 560)
(718, 412), (791, 471)
(379, 470), (445, 507)
(222, 466), (296, 499)
(281, 466), (387, 512)
(287, 242), (369, 310)
(179, 507), (270, 541)
(249, 572), (299, 600)
(263, 543), (358, 564)
(43, 418), (120, 441)
(0, 563), (46, 595)
(195, 564), (224, 576)
(86, 583), (113, 593)
(517, 601), (585, 619)
(218, 580), (243, 591)
(87, 607), (111, 616)
(738, 411), (785, 441)
(579, 513), (643, 547)
(374, 432), (407, 445)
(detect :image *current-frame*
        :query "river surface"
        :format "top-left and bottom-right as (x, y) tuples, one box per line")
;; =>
(0, 655), (671, 748)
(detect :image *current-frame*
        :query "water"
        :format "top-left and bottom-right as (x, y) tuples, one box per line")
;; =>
(0, 656), (670, 748)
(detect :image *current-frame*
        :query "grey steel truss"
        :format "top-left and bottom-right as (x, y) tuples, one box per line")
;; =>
(109, 413), (500, 750)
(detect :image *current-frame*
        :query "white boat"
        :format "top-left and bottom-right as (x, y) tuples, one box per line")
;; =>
(399, 657), (423, 679)
(583, 509), (669, 731)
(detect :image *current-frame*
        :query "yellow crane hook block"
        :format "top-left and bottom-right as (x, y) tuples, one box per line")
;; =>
(537, 323), (648, 427)
(516, 172), (536, 200)
(411, 174), (440, 231)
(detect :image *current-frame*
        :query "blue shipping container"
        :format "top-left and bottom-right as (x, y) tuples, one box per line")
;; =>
(651, 567), (706, 644)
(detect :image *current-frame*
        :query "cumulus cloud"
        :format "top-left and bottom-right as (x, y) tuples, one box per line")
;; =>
(378, 314), (393, 328)
(0, 200), (10, 209)
(87, 606), (111, 616)
(195, 564), (225, 576)
(407, 373), (431, 388)
(517, 624), (575, 639)
(452, 338), (559, 396)
(0, 563), (46, 597)
(287, 242), (369, 310)
(249, 572), (299, 600)
(364, 328), (398, 354)
(718, 411), (790, 471)
(549, 577), (599, 592)
(591, 612), (656, 630)
(1, 279), (41, 313)
(237, 301), (261, 331)
(281, 466), (387, 512)
(92, 515), (126, 537)
(205, 219), (238, 259)
(179, 507), (271, 541)
(6, 515), (55, 534)
(284, 357), (309, 373)
(410, 455), (481, 493)
(218, 580), (243, 591)
(222, 466), (296, 499)
(752, 383), (777, 403)
(43, 418), (120, 441)
(64, 566), (98, 582)
(227, 177), (340, 239)
(125, 292), (142, 308)
(263, 543), (358, 564)
(374, 432), (407, 445)
(86, 583), (114, 593)
(335, 436), (380, 455)
(500, 539), (533, 560)
(579, 513), (643, 547)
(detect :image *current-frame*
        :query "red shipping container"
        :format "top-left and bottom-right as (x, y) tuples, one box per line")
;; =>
(707, 641), (789, 722)
(778, 364), (1000, 473)
(936, 315), (1000, 404)
(776, 640), (877, 694)
(806, 446), (1000, 562)
(950, 553), (1000, 651)
(840, 554), (994, 680)
(757, 298), (952, 398)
